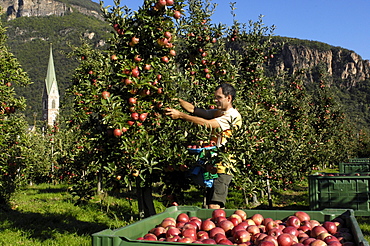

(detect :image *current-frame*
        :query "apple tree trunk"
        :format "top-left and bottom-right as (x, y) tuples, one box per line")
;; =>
(136, 178), (156, 218)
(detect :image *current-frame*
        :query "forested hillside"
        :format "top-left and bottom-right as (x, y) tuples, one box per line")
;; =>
(2, 0), (110, 122)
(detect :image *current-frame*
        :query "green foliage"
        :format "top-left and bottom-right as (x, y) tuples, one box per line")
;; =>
(0, 16), (32, 204)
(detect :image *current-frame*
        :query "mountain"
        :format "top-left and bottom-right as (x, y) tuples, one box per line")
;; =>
(269, 37), (370, 86)
(2, 0), (370, 128)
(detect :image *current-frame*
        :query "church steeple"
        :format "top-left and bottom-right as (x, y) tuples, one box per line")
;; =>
(42, 43), (59, 126)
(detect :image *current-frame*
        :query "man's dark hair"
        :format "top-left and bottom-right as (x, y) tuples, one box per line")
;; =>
(216, 83), (236, 101)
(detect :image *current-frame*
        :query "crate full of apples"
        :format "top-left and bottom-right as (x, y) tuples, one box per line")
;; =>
(92, 206), (368, 246)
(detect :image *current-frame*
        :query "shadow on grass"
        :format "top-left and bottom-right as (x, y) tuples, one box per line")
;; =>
(0, 205), (108, 241)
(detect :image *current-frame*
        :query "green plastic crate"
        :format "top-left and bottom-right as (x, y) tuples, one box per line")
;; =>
(349, 157), (370, 163)
(309, 172), (370, 216)
(339, 162), (370, 173)
(91, 206), (369, 246)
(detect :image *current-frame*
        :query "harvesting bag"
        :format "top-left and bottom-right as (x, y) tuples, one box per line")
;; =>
(188, 146), (218, 187)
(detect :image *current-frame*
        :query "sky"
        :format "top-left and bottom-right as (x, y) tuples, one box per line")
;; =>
(93, 0), (370, 60)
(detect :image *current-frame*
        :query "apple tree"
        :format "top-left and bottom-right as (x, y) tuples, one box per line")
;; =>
(66, 0), (198, 215)
(0, 18), (31, 204)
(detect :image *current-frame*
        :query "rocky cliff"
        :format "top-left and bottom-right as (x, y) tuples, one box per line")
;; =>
(270, 42), (370, 87)
(0, 0), (103, 21)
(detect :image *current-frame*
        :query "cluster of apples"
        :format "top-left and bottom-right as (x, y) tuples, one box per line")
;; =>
(136, 209), (356, 246)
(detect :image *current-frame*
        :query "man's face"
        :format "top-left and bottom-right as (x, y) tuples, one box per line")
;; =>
(214, 87), (232, 110)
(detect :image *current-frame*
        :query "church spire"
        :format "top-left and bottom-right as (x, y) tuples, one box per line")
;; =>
(42, 43), (60, 126)
(45, 43), (57, 95)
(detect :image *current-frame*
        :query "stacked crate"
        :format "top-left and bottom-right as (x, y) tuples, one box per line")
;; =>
(309, 157), (370, 216)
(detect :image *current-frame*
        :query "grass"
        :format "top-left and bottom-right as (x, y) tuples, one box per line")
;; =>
(0, 183), (165, 246)
(0, 181), (369, 245)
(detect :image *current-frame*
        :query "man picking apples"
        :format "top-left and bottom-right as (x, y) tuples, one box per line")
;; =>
(165, 83), (242, 209)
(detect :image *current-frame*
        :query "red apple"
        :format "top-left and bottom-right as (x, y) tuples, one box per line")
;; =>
(214, 216), (227, 226)
(201, 219), (216, 231)
(323, 221), (337, 234)
(302, 237), (316, 245)
(263, 218), (274, 226)
(169, 49), (176, 56)
(283, 226), (300, 236)
(190, 218), (202, 230)
(311, 226), (328, 238)
(266, 220), (279, 231)
(139, 113), (148, 122)
(251, 213), (264, 226)
(212, 209), (226, 220)
(259, 241), (275, 246)
(160, 218), (176, 228)
(161, 56), (169, 63)
(310, 239), (327, 246)
(317, 232), (331, 241)
(232, 224), (247, 236)
(113, 128), (122, 137)
(173, 10), (181, 19)
(166, 234), (180, 242)
(183, 221), (198, 230)
(143, 233), (157, 241)
(246, 225), (260, 235)
(261, 235), (278, 246)
(219, 220), (234, 235)
(233, 230), (251, 244)
(218, 238), (233, 245)
(277, 233), (294, 246)
(176, 222), (185, 229)
(102, 91), (110, 99)
(132, 67), (140, 77)
(294, 211), (311, 222)
(166, 227), (181, 238)
(297, 232), (309, 241)
(228, 217), (240, 226)
(131, 112), (139, 121)
(133, 55), (142, 62)
(202, 238), (216, 244)
(182, 228), (197, 241)
(310, 220), (321, 228)
(286, 216), (301, 229)
(245, 219), (256, 226)
(268, 227), (283, 237)
(324, 235), (339, 244)
(209, 227), (226, 238)
(176, 213), (189, 223)
(128, 97), (137, 105)
(228, 214), (242, 224)
(152, 226), (166, 238)
(124, 78), (133, 85)
(177, 237), (193, 243)
(197, 230), (209, 240)
(213, 233), (227, 243)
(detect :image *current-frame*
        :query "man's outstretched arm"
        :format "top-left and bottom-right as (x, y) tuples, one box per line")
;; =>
(165, 108), (220, 128)
(178, 99), (215, 119)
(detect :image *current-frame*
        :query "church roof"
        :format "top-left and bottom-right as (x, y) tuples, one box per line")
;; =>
(45, 43), (58, 95)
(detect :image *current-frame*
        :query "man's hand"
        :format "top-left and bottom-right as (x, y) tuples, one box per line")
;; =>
(165, 108), (182, 119)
